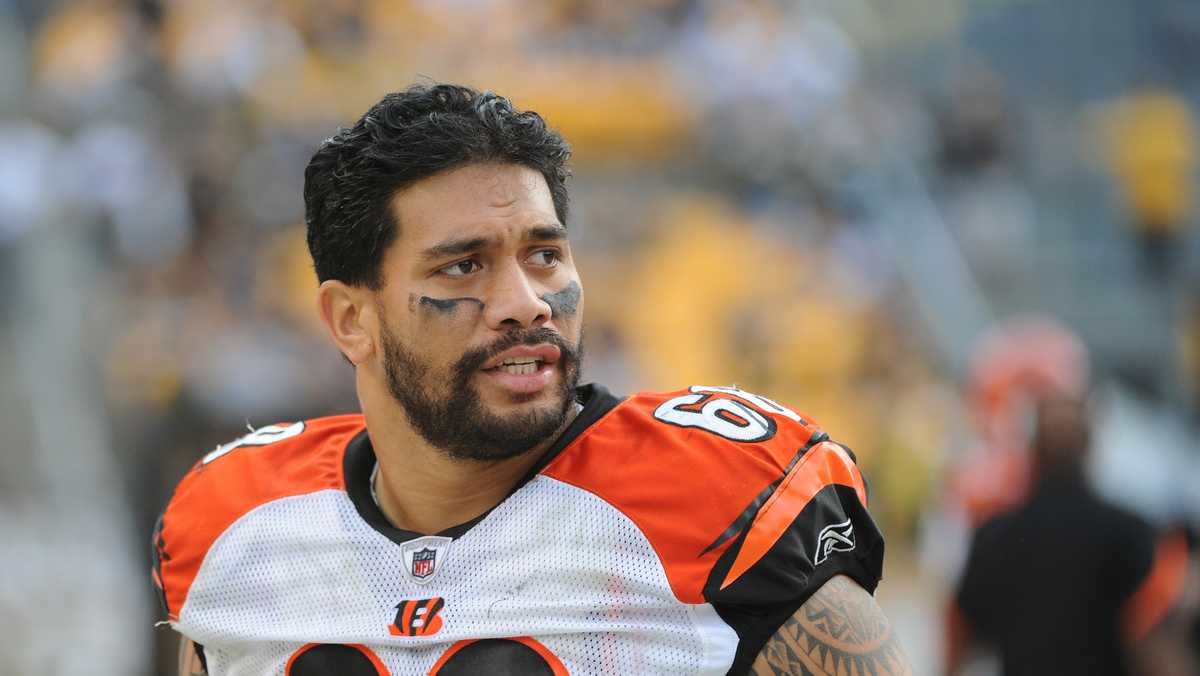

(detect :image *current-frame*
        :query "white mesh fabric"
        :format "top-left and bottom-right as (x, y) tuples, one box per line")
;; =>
(177, 476), (738, 675)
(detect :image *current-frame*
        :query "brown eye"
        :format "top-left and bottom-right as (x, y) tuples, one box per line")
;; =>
(527, 249), (559, 267)
(440, 260), (480, 277)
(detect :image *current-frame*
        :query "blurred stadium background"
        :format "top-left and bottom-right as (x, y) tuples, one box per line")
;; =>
(0, 0), (1198, 674)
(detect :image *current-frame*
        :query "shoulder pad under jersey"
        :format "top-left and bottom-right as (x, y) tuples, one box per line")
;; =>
(543, 385), (869, 603)
(152, 414), (365, 621)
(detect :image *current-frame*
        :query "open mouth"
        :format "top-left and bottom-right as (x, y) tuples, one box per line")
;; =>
(480, 343), (561, 372)
(487, 356), (545, 376)
(477, 343), (563, 395)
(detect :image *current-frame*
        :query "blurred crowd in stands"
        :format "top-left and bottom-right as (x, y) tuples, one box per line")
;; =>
(1, 0), (1198, 674)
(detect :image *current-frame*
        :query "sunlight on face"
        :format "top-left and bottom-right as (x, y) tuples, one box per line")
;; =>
(374, 163), (585, 459)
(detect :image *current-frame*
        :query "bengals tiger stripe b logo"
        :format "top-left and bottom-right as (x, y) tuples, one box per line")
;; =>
(389, 597), (445, 637)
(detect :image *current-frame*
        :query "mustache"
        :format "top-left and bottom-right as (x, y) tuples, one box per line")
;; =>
(454, 327), (580, 376)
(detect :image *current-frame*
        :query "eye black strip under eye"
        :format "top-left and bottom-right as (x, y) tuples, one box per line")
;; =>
(418, 296), (485, 313)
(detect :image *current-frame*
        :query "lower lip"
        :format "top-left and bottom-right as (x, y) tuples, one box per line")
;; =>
(480, 362), (557, 394)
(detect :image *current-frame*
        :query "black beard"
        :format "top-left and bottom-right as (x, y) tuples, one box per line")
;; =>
(381, 325), (582, 462)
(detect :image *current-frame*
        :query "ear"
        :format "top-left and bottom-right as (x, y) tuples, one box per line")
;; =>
(316, 280), (377, 365)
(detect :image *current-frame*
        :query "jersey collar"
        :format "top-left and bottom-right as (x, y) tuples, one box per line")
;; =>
(343, 383), (623, 546)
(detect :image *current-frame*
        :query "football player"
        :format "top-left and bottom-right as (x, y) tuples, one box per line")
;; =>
(155, 84), (912, 676)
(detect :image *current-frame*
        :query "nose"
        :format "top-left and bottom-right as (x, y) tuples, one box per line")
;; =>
(483, 260), (552, 331)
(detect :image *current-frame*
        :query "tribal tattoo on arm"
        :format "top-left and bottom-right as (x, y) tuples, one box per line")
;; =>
(751, 575), (913, 676)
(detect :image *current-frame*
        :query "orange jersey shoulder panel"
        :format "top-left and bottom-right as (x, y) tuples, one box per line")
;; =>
(157, 414), (364, 620)
(719, 439), (866, 590)
(543, 388), (854, 604)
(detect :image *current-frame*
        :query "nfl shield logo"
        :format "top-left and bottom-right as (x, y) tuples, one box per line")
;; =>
(401, 535), (452, 584)
(411, 548), (436, 579)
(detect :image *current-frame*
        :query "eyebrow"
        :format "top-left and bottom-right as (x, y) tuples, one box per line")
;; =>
(419, 236), (490, 262)
(527, 225), (568, 242)
(419, 225), (567, 262)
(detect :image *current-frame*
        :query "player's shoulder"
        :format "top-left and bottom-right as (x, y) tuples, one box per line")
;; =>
(627, 384), (825, 446)
(168, 413), (364, 511)
(153, 413), (364, 620)
(544, 385), (869, 603)
(550, 384), (844, 488)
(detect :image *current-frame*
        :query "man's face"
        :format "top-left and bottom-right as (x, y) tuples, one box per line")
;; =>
(374, 163), (584, 461)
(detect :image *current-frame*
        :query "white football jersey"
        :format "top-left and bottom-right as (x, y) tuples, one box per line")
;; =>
(153, 385), (883, 675)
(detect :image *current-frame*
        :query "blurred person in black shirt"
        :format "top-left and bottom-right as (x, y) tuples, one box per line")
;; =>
(946, 393), (1195, 676)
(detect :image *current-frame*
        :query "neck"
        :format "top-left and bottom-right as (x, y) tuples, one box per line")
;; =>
(365, 399), (580, 536)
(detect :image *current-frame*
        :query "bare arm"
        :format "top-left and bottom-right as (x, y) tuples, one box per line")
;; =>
(178, 637), (206, 676)
(750, 575), (913, 676)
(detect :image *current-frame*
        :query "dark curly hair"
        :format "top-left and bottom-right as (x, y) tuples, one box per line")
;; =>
(303, 83), (572, 288)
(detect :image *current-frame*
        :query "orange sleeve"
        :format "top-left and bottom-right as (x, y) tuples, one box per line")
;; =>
(1122, 530), (1190, 642)
(717, 440), (866, 591)
(543, 388), (852, 604)
(154, 415), (364, 621)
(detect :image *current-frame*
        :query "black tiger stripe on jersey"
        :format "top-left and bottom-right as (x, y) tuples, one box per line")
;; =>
(704, 481), (884, 676)
(699, 430), (829, 556)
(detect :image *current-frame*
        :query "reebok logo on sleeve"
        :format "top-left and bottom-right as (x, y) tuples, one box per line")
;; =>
(815, 519), (855, 565)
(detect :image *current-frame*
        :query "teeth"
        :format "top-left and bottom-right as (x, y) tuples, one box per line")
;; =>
(501, 357), (539, 365)
(500, 362), (538, 375)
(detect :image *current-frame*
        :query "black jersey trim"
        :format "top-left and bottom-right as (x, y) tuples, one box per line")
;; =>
(700, 429), (829, 556)
(516, 383), (623, 486)
(150, 512), (171, 618)
(343, 383), (623, 546)
(343, 428), (487, 545)
(706, 483), (885, 676)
